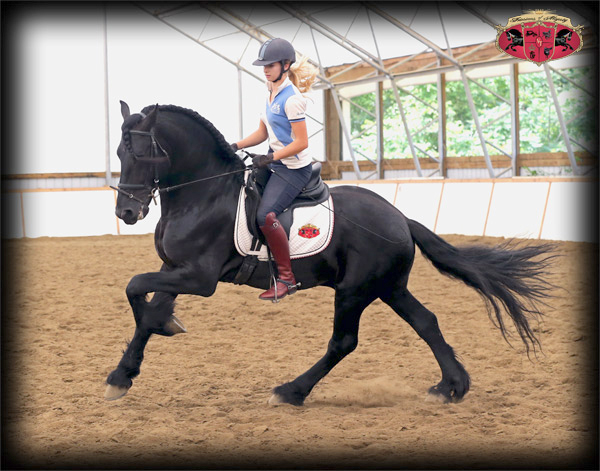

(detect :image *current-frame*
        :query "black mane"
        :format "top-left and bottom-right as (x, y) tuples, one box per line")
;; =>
(141, 104), (246, 180)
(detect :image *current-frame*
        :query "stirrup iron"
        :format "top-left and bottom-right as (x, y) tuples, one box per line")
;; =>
(271, 279), (301, 304)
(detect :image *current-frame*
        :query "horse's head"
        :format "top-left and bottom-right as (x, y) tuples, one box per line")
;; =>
(558, 29), (572, 41)
(506, 28), (521, 40)
(114, 101), (170, 225)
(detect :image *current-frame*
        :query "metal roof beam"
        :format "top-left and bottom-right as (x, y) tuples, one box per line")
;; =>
(544, 64), (580, 174)
(467, 77), (510, 105)
(135, 3), (264, 83)
(205, 3), (334, 89)
(348, 48), (431, 84)
(547, 65), (596, 97)
(325, 53), (527, 91)
(203, 4), (270, 43)
(151, 3), (195, 18)
(364, 3), (462, 68)
(303, 24), (361, 179)
(456, 2), (499, 29)
(277, 4), (390, 76)
(460, 68), (496, 178)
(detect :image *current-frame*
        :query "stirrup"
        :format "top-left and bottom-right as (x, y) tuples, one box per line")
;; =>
(270, 279), (301, 304)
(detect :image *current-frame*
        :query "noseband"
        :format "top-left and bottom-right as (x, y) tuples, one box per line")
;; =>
(110, 128), (170, 205)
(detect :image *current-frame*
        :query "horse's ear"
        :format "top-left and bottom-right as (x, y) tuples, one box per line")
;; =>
(143, 104), (159, 128)
(120, 100), (131, 119)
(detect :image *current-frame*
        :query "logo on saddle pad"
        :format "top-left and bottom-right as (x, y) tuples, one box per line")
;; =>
(495, 10), (583, 65)
(298, 224), (320, 239)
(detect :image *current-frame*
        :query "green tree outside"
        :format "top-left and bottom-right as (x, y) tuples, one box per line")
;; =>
(347, 66), (596, 168)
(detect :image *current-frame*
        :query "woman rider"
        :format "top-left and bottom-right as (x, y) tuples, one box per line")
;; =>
(231, 38), (317, 302)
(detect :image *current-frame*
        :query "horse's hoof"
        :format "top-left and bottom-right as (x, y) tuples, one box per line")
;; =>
(268, 384), (305, 406)
(425, 391), (449, 404)
(268, 393), (286, 405)
(165, 315), (187, 335)
(104, 384), (130, 401)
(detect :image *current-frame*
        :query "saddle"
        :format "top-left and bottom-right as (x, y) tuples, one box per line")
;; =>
(244, 161), (330, 240)
(233, 162), (331, 285)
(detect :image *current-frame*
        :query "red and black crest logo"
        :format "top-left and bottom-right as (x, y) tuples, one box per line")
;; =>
(298, 223), (320, 239)
(496, 10), (583, 65)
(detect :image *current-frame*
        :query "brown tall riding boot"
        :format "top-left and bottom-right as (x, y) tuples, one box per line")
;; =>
(259, 212), (299, 302)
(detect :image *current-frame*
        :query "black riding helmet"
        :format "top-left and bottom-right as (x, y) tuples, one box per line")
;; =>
(253, 38), (296, 82)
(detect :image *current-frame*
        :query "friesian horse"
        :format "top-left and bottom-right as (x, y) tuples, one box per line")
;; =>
(105, 101), (555, 405)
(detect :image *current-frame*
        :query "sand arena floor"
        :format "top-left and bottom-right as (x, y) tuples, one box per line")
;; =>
(2, 233), (597, 469)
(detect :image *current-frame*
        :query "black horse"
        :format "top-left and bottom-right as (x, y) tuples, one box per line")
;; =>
(555, 29), (574, 51)
(504, 28), (523, 51)
(105, 101), (555, 405)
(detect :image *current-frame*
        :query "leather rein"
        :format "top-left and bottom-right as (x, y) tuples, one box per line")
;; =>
(110, 129), (251, 205)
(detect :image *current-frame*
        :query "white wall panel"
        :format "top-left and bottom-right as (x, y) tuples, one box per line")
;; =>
(383, 169), (420, 179)
(541, 181), (597, 242)
(341, 171), (375, 180)
(5, 180), (595, 242)
(327, 182), (358, 188)
(393, 182), (443, 231)
(485, 181), (549, 239)
(22, 191), (118, 238)
(435, 182), (493, 236)
(357, 183), (398, 204)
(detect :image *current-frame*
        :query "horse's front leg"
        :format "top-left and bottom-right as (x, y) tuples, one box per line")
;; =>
(105, 267), (218, 400)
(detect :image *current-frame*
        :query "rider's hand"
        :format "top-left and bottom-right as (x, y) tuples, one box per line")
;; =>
(252, 152), (274, 169)
(230, 142), (239, 152)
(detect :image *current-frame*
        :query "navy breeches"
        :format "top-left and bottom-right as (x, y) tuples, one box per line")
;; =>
(257, 161), (313, 226)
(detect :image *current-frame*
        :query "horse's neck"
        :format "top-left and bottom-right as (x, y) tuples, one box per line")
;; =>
(158, 114), (245, 222)
(159, 176), (242, 221)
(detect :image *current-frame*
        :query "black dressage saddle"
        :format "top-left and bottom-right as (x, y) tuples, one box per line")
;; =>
(244, 161), (330, 240)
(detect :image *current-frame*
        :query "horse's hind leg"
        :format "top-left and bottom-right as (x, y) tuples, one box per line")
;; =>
(381, 288), (470, 403)
(269, 289), (373, 406)
(105, 291), (182, 400)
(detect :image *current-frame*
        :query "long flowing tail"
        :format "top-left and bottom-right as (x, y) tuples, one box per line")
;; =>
(407, 218), (558, 354)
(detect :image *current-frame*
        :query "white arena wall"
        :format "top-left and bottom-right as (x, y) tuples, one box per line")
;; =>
(3, 177), (597, 243)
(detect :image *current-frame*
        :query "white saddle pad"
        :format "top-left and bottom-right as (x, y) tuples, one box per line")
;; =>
(234, 184), (335, 262)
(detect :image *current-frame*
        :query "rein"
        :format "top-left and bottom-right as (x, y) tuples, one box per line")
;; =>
(160, 150), (255, 193)
(159, 168), (251, 193)
(111, 132), (252, 203)
(111, 167), (251, 203)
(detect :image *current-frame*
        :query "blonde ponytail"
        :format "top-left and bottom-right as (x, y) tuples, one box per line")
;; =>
(288, 56), (318, 94)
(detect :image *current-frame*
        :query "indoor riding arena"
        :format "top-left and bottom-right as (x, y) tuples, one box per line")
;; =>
(2, 2), (598, 470)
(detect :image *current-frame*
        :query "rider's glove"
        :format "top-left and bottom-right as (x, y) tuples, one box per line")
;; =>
(252, 152), (274, 169)
(230, 142), (239, 152)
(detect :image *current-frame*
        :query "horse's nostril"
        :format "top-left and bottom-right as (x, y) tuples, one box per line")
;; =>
(117, 208), (136, 221)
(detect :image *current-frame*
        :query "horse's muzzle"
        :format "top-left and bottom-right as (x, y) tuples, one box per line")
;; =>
(116, 205), (148, 225)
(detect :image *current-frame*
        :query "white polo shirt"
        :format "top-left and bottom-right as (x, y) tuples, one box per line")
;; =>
(260, 78), (311, 169)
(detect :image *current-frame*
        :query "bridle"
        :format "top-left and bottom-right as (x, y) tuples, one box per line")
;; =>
(110, 128), (171, 206)
(111, 127), (251, 205)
